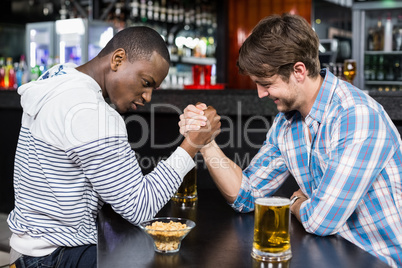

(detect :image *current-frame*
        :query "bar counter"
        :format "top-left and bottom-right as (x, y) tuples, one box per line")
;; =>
(2, 89), (402, 119)
(97, 189), (389, 268)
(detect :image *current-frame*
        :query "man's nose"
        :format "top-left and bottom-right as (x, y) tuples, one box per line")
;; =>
(256, 85), (268, 99)
(142, 90), (152, 103)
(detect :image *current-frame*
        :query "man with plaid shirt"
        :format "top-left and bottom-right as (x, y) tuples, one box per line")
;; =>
(179, 14), (402, 267)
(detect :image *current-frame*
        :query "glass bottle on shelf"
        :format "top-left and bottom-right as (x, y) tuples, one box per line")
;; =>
(178, 3), (184, 24)
(0, 57), (5, 89)
(153, 0), (159, 22)
(336, 63), (344, 80)
(376, 55), (385, 81)
(16, 55), (28, 87)
(166, 1), (173, 23)
(384, 13), (393, 52)
(147, 0), (154, 23)
(393, 15), (402, 51)
(367, 28), (374, 51)
(385, 57), (395, 81)
(30, 61), (42, 82)
(172, 2), (179, 24)
(140, 0), (147, 23)
(130, 0), (140, 23)
(167, 32), (178, 56)
(4, 57), (16, 90)
(192, 5), (204, 58)
(175, 6), (196, 57)
(373, 16), (384, 51)
(364, 55), (372, 80)
(370, 55), (378, 81)
(395, 56), (402, 81)
(159, 0), (166, 22)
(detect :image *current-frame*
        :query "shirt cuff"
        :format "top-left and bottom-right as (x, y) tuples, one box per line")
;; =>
(164, 146), (196, 179)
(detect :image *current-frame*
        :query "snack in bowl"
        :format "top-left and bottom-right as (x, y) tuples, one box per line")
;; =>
(139, 217), (196, 253)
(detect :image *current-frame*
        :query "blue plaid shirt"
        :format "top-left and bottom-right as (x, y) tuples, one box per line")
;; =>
(233, 70), (402, 267)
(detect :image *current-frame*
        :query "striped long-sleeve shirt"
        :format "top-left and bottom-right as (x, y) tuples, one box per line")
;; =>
(8, 63), (193, 256)
(232, 70), (402, 267)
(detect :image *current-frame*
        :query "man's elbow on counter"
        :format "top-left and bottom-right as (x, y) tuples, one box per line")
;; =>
(301, 217), (340, 237)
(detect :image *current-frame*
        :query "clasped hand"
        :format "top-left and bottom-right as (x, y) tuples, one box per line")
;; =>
(179, 103), (221, 148)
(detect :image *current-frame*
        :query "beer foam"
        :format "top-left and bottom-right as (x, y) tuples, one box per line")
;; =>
(255, 197), (290, 206)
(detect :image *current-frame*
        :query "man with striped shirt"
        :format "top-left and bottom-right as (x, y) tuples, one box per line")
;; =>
(180, 14), (402, 267)
(8, 26), (220, 267)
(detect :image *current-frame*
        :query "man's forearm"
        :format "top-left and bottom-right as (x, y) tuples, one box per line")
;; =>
(200, 140), (243, 203)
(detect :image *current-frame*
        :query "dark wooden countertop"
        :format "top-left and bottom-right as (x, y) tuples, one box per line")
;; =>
(97, 189), (390, 268)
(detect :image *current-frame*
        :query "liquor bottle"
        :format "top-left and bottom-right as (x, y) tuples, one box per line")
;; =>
(0, 57), (5, 88)
(113, 2), (126, 31)
(395, 56), (402, 81)
(173, 3), (179, 24)
(364, 55), (371, 80)
(30, 63), (42, 82)
(384, 13), (393, 52)
(385, 57), (395, 81)
(175, 6), (195, 57)
(329, 62), (337, 77)
(373, 17), (384, 51)
(393, 15), (402, 51)
(159, 0), (166, 22)
(9, 61), (17, 89)
(147, 0), (153, 23)
(336, 63), (344, 80)
(4, 57), (16, 89)
(167, 32), (178, 56)
(140, 0), (147, 23)
(376, 55), (385, 81)
(178, 3), (184, 23)
(130, 0), (140, 23)
(153, 0), (160, 21)
(367, 28), (374, 51)
(166, 2), (173, 23)
(12, 62), (18, 89)
(16, 55), (27, 87)
(205, 13), (217, 57)
(370, 55), (378, 81)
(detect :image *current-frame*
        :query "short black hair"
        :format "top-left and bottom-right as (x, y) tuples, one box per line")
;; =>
(98, 26), (170, 64)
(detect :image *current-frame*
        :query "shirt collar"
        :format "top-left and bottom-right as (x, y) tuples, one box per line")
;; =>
(284, 69), (337, 122)
(305, 68), (337, 124)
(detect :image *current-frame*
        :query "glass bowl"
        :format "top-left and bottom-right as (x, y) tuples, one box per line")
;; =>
(139, 217), (196, 253)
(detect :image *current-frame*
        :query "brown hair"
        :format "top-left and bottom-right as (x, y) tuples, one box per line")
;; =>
(237, 13), (320, 82)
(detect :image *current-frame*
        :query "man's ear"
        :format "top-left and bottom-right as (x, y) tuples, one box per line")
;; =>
(293, 62), (307, 82)
(111, 48), (126, 71)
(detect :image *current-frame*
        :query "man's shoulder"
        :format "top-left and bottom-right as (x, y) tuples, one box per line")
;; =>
(50, 76), (104, 108)
(331, 83), (380, 113)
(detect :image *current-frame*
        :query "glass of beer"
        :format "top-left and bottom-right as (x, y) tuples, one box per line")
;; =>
(343, 59), (357, 84)
(171, 167), (197, 204)
(251, 197), (292, 262)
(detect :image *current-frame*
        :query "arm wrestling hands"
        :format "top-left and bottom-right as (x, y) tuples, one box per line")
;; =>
(179, 103), (221, 158)
(179, 103), (243, 203)
(180, 103), (309, 214)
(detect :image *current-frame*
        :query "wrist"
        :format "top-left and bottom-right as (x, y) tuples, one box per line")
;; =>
(290, 195), (307, 215)
(200, 139), (218, 155)
(290, 195), (300, 206)
(180, 138), (199, 158)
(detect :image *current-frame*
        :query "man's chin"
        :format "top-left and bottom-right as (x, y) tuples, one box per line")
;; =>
(276, 106), (291, 114)
(108, 103), (126, 114)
